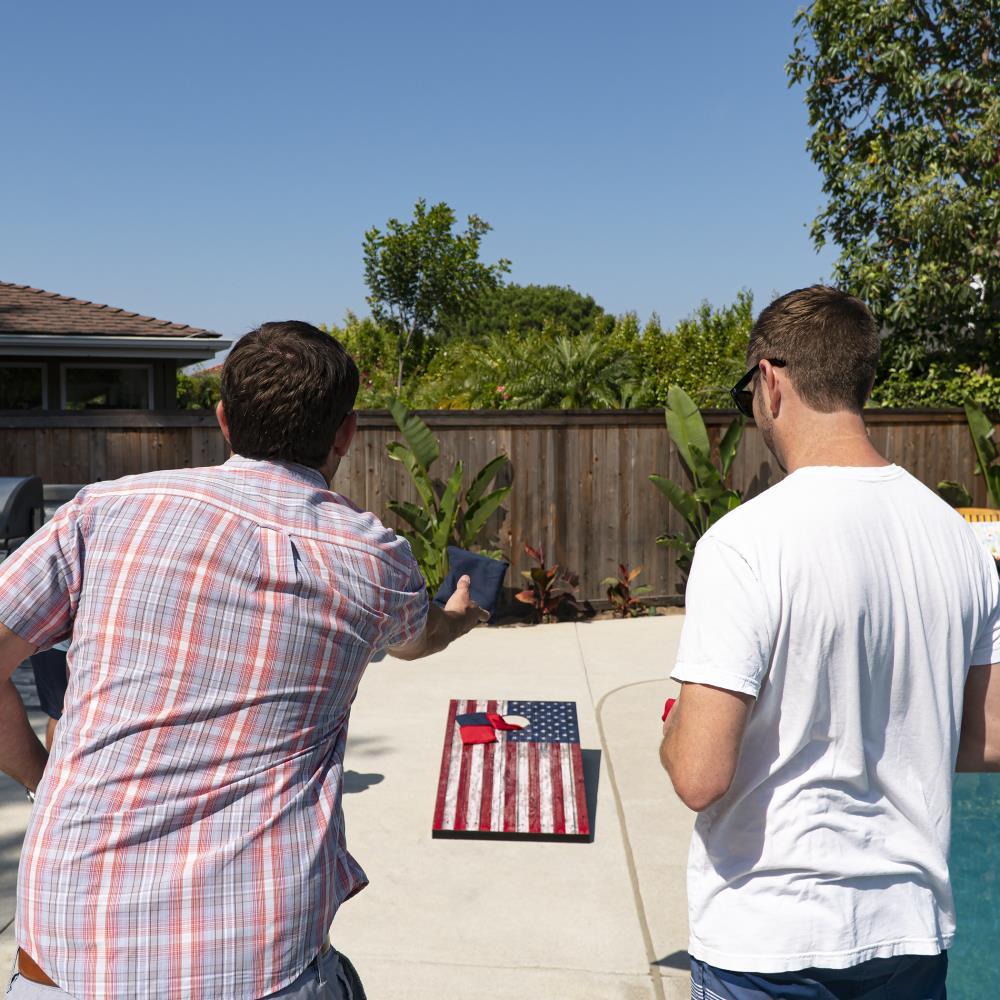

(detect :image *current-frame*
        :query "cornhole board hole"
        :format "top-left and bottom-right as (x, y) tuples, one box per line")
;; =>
(432, 699), (590, 841)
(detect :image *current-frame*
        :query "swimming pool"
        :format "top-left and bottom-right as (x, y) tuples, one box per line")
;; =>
(950, 773), (1000, 997)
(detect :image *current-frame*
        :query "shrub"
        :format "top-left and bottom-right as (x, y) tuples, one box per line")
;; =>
(386, 400), (511, 592)
(602, 564), (654, 618)
(514, 544), (582, 624)
(650, 386), (744, 585)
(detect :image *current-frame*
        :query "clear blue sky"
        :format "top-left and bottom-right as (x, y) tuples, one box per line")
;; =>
(1, 0), (834, 357)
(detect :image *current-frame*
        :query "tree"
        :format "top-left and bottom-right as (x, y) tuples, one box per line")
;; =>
(363, 199), (511, 393)
(788, 1), (999, 372)
(323, 312), (399, 408)
(459, 283), (610, 339)
(176, 370), (221, 409)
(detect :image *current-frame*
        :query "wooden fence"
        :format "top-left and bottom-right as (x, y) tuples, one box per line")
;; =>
(0, 408), (990, 603)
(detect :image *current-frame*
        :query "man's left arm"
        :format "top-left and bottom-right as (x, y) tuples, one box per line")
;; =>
(0, 625), (44, 790)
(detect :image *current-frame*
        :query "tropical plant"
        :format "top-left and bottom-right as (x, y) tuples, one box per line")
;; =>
(515, 544), (582, 624)
(506, 332), (640, 409)
(602, 564), (654, 619)
(386, 399), (511, 592)
(788, 0), (999, 372)
(363, 199), (511, 393)
(650, 386), (745, 583)
(937, 402), (1000, 509)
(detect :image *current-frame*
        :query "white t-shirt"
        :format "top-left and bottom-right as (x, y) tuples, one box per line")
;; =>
(672, 464), (1000, 974)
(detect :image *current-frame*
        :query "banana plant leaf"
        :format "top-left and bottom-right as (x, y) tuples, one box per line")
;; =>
(432, 462), (464, 551)
(655, 531), (694, 558)
(461, 485), (512, 545)
(389, 398), (439, 472)
(387, 499), (433, 535)
(718, 417), (745, 477)
(965, 402), (1000, 507)
(386, 442), (437, 510)
(466, 454), (509, 507)
(650, 474), (699, 528)
(665, 385), (711, 476)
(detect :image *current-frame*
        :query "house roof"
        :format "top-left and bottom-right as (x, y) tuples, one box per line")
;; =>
(0, 282), (221, 339)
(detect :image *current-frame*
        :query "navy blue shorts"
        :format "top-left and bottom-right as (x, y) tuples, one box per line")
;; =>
(690, 952), (947, 999)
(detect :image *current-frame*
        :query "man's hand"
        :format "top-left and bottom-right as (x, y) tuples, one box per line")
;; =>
(442, 574), (489, 638)
(389, 575), (489, 660)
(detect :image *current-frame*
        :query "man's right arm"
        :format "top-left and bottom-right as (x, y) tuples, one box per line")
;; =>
(957, 663), (1000, 772)
(389, 574), (488, 660)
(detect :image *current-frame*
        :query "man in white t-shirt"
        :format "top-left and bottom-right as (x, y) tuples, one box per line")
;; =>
(660, 285), (1000, 999)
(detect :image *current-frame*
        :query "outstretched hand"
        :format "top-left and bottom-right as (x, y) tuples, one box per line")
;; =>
(443, 575), (490, 637)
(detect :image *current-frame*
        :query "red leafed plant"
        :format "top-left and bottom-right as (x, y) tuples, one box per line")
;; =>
(515, 544), (582, 624)
(602, 563), (654, 619)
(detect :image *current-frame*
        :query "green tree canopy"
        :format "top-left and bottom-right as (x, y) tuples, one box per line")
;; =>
(788, 0), (999, 371)
(458, 283), (610, 339)
(363, 198), (511, 393)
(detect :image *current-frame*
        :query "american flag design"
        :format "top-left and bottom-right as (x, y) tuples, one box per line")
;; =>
(432, 699), (590, 838)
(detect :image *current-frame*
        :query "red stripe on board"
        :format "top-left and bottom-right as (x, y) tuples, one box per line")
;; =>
(527, 742), (541, 834)
(451, 699), (477, 831)
(502, 738), (518, 833)
(478, 699), (498, 831)
(550, 743), (566, 835)
(571, 744), (589, 836)
(432, 699), (460, 830)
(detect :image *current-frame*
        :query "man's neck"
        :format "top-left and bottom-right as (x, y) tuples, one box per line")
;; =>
(778, 409), (890, 474)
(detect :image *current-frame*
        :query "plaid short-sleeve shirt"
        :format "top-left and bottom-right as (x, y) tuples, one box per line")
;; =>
(0, 456), (427, 1000)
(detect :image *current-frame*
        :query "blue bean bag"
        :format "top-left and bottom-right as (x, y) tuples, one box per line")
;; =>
(432, 546), (510, 623)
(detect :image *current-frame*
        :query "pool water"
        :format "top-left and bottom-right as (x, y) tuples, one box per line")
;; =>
(949, 773), (1000, 998)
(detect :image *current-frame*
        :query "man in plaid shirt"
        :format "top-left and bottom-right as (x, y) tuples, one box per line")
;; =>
(0, 321), (486, 999)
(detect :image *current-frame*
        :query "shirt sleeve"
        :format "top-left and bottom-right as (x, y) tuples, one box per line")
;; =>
(0, 495), (85, 649)
(972, 552), (1000, 666)
(375, 538), (429, 652)
(671, 535), (774, 697)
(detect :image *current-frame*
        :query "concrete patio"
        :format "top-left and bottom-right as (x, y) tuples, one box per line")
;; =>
(0, 616), (694, 1000)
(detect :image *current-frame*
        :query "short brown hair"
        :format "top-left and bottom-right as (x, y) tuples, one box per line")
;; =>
(221, 321), (359, 468)
(748, 286), (879, 413)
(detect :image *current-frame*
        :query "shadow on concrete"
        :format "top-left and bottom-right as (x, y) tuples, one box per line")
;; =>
(343, 771), (384, 794)
(653, 950), (690, 971)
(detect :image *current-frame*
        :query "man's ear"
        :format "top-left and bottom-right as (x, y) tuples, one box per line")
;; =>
(215, 401), (231, 446)
(759, 361), (782, 419)
(333, 411), (358, 457)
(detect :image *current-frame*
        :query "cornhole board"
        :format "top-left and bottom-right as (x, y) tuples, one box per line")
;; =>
(432, 698), (590, 840)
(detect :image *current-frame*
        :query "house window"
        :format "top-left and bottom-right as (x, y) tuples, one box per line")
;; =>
(61, 365), (153, 410)
(0, 364), (47, 409)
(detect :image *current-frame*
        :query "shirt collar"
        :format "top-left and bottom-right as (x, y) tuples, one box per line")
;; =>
(223, 454), (329, 489)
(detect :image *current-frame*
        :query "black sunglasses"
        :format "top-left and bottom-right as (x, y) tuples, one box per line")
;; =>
(730, 359), (786, 419)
